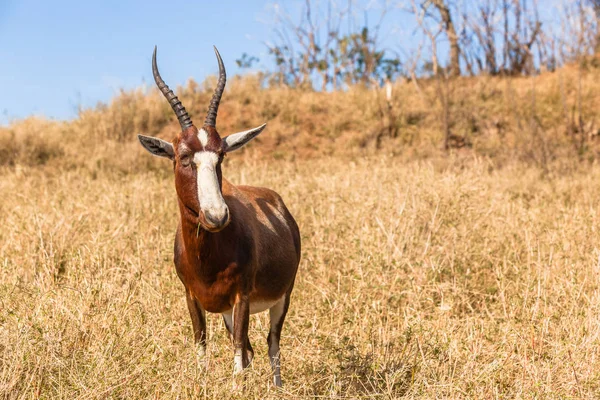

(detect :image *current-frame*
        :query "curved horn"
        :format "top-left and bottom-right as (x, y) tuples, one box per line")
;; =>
(152, 46), (193, 130)
(204, 46), (226, 127)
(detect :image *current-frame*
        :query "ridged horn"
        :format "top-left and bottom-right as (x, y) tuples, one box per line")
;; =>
(152, 46), (193, 130)
(204, 46), (226, 128)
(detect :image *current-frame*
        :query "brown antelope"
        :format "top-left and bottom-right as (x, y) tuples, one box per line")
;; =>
(138, 46), (301, 387)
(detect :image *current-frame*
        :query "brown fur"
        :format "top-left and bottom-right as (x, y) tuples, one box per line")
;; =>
(163, 123), (300, 385)
(141, 48), (299, 385)
(174, 177), (300, 313)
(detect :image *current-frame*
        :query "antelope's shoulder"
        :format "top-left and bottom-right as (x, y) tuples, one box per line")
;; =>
(234, 184), (285, 206)
(233, 184), (290, 218)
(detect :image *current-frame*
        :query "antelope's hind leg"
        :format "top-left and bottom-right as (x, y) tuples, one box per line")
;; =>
(268, 292), (292, 387)
(185, 292), (207, 361)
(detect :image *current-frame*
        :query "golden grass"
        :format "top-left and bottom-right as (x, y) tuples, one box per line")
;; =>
(1, 151), (600, 398)
(2, 63), (600, 398)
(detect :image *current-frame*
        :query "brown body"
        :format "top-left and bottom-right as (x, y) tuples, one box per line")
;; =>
(138, 47), (300, 387)
(174, 179), (301, 314)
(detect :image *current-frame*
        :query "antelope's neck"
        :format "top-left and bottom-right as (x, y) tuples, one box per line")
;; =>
(179, 208), (209, 260)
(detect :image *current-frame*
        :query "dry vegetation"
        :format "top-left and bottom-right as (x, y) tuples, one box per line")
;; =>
(2, 66), (600, 398)
(3, 58), (600, 169)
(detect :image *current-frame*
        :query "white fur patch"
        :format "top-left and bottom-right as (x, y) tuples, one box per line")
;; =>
(222, 298), (282, 315)
(193, 151), (228, 221)
(234, 348), (244, 374)
(250, 298), (280, 314)
(178, 143), (191, 154)
(197, 128), (209, 147)
(196, 343), (206, 359)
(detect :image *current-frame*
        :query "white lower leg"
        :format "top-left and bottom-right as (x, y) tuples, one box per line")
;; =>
(195, 342), (207, 368)
(268, 336), (281, 386)
(233, 348), (244, 375)
(268, 297), (286, 387)
(196, 342), (206, 358)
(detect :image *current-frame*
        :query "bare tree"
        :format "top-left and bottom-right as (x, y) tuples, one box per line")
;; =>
(407, 0), (461, 77)
(266, 1), (342, 88)
(586, 0), (600, 51)
(557, 0), (597, 62)
(265, 0), (400, 88)
(431, 0), (461, 77)
(409, 0), (443, 76)
(470, 0), (499, 75)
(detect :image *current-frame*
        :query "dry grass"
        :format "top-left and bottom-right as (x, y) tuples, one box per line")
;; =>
(2, 63), (600, 398)
(1, 151), (600, 398)
(3, 61), (600, 170)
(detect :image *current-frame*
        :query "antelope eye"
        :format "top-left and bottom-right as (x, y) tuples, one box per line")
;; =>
(180, 155), (192, 167)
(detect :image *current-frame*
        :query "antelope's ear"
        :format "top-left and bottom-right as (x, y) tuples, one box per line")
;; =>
(138, 134), (175, 160)
(222, 123), (266, 153)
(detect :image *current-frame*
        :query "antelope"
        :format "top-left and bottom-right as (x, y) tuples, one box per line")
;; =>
(138, 46), (301, 387)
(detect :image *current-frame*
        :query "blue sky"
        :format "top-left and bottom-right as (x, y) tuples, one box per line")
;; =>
(0, 0), (282, 124)
(0, 0), (569, 125)
(1, 0), (425, 125)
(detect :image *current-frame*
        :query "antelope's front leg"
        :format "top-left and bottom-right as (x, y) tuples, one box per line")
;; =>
(232, 294), (251, 374)
(222, 313), (254, 364)
(185, 292), (207, 360)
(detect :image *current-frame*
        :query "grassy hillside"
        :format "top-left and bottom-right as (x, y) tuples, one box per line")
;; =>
(2, 62), (600, 170)
(1, 66), (600, 398)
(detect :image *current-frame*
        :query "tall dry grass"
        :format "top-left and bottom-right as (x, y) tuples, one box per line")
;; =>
(2, 65), (600, 398)
(1, 153), (600, 398)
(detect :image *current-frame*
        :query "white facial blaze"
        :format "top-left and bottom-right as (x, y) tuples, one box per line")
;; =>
(193, 151), (227, 223)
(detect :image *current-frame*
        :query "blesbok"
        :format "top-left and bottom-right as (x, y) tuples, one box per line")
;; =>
(138, 46), (301, 387)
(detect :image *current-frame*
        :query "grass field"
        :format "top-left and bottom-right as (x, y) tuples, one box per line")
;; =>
(1, 149), (600, 398)
(2, 63), (600, 398)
